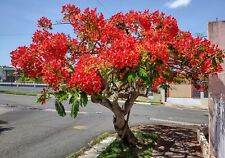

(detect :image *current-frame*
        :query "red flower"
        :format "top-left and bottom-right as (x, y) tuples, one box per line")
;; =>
(37, 17), (52, 29)
(10, 4), (224, 94)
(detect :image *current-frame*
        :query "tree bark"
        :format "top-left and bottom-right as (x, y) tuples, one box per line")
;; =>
(113, 114), (138, 146)
(91, 92), (139, 146)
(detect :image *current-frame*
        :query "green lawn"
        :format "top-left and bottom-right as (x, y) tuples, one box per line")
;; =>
(0, 90), (39, 96)
(0, 90), (161, 105)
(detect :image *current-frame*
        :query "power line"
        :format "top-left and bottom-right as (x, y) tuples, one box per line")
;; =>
(95, 0), (112, 17)
(0, 1), (112, 37)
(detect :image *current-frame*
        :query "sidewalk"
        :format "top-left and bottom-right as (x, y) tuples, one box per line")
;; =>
(164, 102), (208, 110)
(0, 106), (10, 115)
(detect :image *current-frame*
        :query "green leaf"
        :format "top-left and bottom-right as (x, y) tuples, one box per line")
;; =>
(161, 73), (170, 80)
(127, 73), (136, 83)
(212, 57), (217, 68)
(137, 67), (148, 78)
(155, 58), (163, 65)
(218, 56), (224, 63)
(55, 99), (66, 117)
(92, 93), (103, 100)
(36, 96), (42, 103)
(197, 59), (205, 67)
(69, 92), (79, 104)
(54, 90), (69, 102)
(80, 92), (88, 107)
(71, 100), (80, 118)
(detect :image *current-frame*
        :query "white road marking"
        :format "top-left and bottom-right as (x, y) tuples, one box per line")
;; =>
(44, 108), (201, 125)
(44, 108), (86, 114)
(73, 125), (87, 130)
(149, 118), (201, 126)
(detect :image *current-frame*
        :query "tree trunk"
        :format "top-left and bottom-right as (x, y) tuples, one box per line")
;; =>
(113, 111), (138, 146)
(90, 93), (139, 146)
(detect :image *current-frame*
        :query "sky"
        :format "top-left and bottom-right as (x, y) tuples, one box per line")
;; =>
(1, 0), (225, 66)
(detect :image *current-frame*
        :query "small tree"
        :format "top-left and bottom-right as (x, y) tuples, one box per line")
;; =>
(11, 4), (224, 146)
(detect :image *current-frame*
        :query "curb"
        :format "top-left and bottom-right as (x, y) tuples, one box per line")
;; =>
(164, 102), (208, 110)
(78, 135), (116, 158)
(197, 129), (209, 158)
(197, 125), (216, 158)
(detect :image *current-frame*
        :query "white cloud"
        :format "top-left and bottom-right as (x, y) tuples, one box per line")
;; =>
(166, 0), (192, 9)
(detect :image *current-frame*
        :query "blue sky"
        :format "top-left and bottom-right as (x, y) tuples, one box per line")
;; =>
(1, 0), (225, 66)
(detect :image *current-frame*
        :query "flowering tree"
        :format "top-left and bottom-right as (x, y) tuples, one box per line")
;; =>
(11, 4), (224, 146)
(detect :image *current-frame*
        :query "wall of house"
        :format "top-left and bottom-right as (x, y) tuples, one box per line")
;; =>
(168, 83), (191, 98)
(208, 21), (225, 158)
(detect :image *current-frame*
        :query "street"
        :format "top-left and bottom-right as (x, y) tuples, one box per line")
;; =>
(0, 94), (208, 158)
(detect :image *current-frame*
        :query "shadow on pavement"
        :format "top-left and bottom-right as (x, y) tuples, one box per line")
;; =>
(0, 120), (14, 134)
(140, 125), (203, 158)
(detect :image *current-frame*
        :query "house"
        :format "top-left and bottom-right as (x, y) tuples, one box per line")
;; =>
(0, 66), (16, 82)
(166, 83), (208, 107)
(165, 21), (225, 108)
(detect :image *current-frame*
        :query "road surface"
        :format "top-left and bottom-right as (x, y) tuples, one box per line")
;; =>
(0, 94), (208, 158)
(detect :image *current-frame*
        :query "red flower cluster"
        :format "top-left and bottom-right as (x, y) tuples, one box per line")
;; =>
(42, 59), (69, 90)
(32, 30), (52, 43)
(171, 31), (224, 81)
(11, 45), (43, 78)
(68, 55), (103, 95)
(10, 4), (224, 95)
(101, 38), (140, 70)
(40, 33), (69, 61)
(11, 31), (69, 90)
(37, 17), (52, 29)
(152, 77), (166, 92)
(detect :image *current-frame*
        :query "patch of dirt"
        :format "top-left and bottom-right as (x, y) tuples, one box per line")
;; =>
(137, 125), (203, 158)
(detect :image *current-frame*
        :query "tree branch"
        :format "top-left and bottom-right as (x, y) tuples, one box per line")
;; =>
(123, 91), (139, 115)
(91, 95), (113, 112)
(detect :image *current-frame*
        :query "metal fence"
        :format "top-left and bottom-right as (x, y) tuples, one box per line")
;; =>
(0, 82), (47, 92)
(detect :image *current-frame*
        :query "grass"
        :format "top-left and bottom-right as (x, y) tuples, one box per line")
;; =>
(67, 132), (112, 158)
(135, 96), (162, 105)
(0, 90), (39, 96)
(98, 130), (158, 158)
(0, 90), (162, 105)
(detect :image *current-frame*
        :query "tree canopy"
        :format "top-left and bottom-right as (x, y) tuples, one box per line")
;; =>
(10, 4), (224, 145)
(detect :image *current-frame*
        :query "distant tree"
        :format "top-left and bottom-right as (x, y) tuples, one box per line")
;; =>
(10, 4), (224, 146)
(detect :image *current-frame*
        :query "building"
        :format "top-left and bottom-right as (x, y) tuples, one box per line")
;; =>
(0, 66), (16, 82)
(166, 83), (208, 107)
(165, 23), (224, 108)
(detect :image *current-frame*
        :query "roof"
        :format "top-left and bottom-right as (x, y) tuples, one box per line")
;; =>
(0, 66), (16, 71)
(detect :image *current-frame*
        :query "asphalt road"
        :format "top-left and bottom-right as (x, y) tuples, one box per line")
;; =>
(0, 94), (208, 158)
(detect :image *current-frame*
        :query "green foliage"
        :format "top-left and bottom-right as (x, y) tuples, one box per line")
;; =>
(55, 99), (66, 117)
(80, 92), (88, 107)
(48, 89), (88, 118)
(17, 75), (43, 84)
(137, 67), (148, 80)
(212, 57), (217, 68)
(54, 90), (69, 102)
(71, 100), (79, 118)
(17, 76), (33, 83)
(52, 90), (88, 118)
(0, 90), (38, 96)
(127, 73), (137, 83)
(217, 55), (224, 63)
(134, 131), (158, 142)
(98, 139), (128, 158)
(98, 130), (158, 158)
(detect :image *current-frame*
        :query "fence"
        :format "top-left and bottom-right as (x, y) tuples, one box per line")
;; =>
(0, 82), (47, 93)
